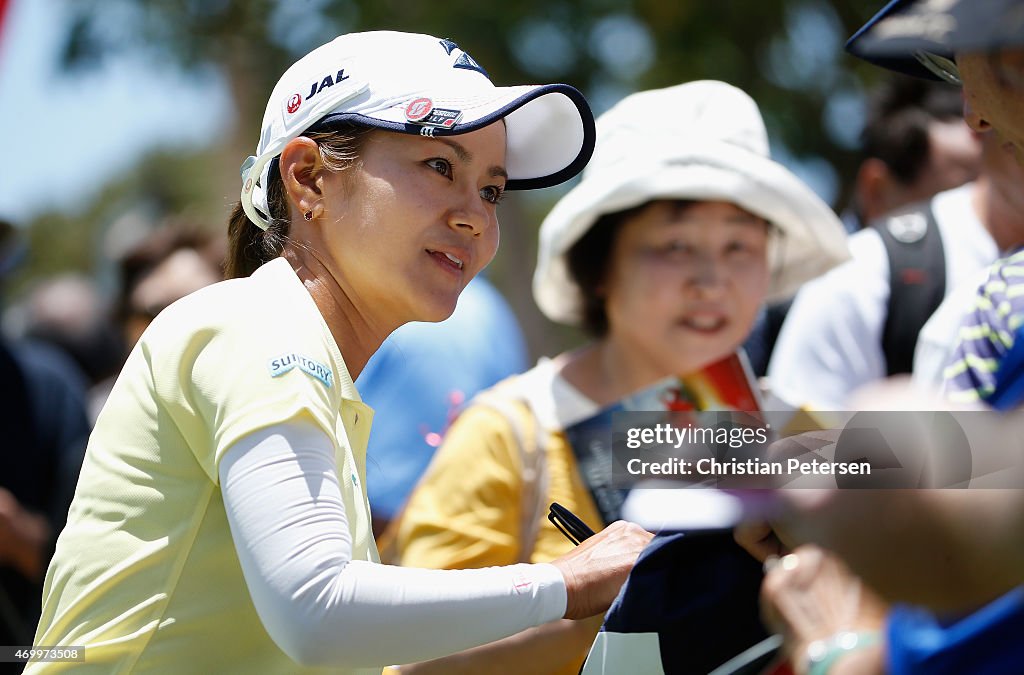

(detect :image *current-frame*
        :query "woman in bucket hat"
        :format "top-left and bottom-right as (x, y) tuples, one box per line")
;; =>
(392, 80), (849, 674)
(26, 31), (652, 674)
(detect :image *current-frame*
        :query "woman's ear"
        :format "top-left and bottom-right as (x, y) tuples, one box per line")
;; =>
(279, 137), (324, 221)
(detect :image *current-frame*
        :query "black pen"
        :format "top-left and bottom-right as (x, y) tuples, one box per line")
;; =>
(548, 502), (596, 546)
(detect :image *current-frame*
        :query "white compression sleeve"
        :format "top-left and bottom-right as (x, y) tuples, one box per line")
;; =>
(219, 421), (567, 668)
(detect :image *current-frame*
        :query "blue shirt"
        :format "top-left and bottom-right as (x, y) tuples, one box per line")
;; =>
(887, 587), (1024, 675)
(356, 277), (527, 519)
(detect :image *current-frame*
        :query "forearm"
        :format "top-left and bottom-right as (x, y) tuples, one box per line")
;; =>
(221, 422), (567, 668)
(398, 615), (602, 675)
(777, 489), (1024, 613)
(917, 489), (1024, 610)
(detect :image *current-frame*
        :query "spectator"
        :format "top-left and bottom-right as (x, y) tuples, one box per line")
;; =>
(845, 77), (980, 232)
(745, 77), (980, 379)
(0, 221), (90, 673)
(768, 129), (1020, 410)
(88, 220), (224, 421)
(9, 274), (122, 390)
(391, 80), (849, 674)
(912, 134), (1024, 391)
(113, 219), (224, 351)
(740, 6), (1024, 672)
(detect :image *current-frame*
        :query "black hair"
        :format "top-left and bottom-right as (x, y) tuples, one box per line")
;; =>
(226, 123), (375, 279)
(860, 77), (965, 186)
(566, 200), (696, 337)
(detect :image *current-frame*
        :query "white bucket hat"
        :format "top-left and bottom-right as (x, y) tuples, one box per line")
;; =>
(533, 80), (850, 326)
(241, 30), (596, 230)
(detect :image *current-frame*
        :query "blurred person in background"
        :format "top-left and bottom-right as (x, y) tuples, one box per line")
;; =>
(112, 219), (225, 352)
(7, 274), (123, 394)
(768, 111), (1024, 411)
(730, 3), (1024, 673)
(87, 219), (225, 421)
(0, 220), (90, 672)
(845, 77), (980, 233)
(913, 137), (1024, 394)
(743, 76), (980, 378)
(390, 80), (849, 675)
(357, 274), (528, 537)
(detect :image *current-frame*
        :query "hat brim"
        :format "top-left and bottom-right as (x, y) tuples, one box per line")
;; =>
(533, 143), (850, 325)
(316, 83), (596, 191)
(846, 0), (1024, 75)
(845, 0), (947, 80)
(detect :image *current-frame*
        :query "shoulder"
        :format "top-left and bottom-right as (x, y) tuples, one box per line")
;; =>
(790, 227), (887, 303)
(143, 260), (329, 359)
(846, 227), (888, 271)
(137, 260), (346, 409)
(992, 248), (1024, 284)
(930, 183), (981, 238)
(440, 365), (556, 462)
(501, 358), (598, 427)
(783, 227), (888, 328)
(922, 271), (990, 339)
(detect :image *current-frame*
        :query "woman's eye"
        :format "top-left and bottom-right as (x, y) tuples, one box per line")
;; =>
(480, 185), (505, 205)
(661, 241), (691, 254)
(726, 240), (756, 255)
(427, 158), (453, 178)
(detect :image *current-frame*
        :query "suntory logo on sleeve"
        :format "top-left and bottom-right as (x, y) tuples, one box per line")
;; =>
(267, 353), (334, 389)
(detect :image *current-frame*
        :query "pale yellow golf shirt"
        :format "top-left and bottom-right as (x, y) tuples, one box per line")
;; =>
(29, 257), (379, 674)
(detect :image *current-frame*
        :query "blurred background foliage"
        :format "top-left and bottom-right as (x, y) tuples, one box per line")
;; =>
(15, 0), (892, 355)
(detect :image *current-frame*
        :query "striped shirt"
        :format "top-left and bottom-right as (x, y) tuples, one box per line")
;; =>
(943, 247), (1024, 402)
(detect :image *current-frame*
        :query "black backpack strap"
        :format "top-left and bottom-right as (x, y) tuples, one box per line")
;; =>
(875, 201), (946, 376)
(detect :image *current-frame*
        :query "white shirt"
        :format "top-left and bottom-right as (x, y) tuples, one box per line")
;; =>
(768, 184), (996, 409)
(912, 268), (991, 391)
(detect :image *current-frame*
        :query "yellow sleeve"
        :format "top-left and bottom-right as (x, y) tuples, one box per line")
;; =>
(527, 431), (603, 564)
(143, 290), (341, 484)
(394, 402), (527, 569)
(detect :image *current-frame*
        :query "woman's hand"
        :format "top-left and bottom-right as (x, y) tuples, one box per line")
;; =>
(760, 545), (887, 675)
(550, 520), (653, 620)
(734, 521), (786, 563)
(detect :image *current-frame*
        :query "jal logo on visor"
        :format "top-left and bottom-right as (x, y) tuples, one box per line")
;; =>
(283, 68), (351, 117)
(306, 68), (350, 104)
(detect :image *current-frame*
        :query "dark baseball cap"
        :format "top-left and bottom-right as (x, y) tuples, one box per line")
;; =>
(847, 0), (1024, 82)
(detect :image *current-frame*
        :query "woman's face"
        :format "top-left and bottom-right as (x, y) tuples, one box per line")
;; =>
(603, 200), (770, 376)
(318, 122), (506, 325)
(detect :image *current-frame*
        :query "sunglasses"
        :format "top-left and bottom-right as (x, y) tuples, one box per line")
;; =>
(917, 49), (1024, 92)
(914, 51), (962, 86)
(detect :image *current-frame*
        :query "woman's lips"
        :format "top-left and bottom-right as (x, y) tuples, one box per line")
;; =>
(679, 315), (727, 333)
(427, 249), (465, 274)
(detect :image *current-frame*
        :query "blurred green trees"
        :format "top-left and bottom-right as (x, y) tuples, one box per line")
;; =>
(17, 0), (894, 353)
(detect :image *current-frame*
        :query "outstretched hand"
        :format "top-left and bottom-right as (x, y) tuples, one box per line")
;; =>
(550, 520), (653, 620)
